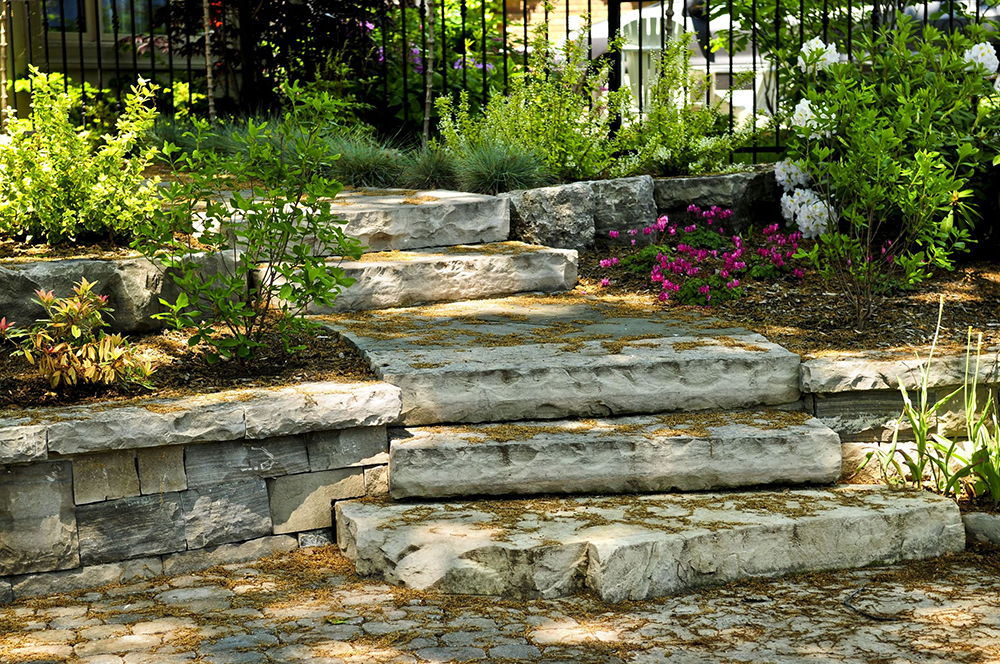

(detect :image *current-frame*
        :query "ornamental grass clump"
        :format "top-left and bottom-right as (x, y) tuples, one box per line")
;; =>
(0, 279), (152, 390)
(600, 206), (804, 306)
(0, 68), (159, 245)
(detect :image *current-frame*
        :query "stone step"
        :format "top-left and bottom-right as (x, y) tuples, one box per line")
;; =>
(333, 189), (509, 252)
(297, 243), (577, 313)
(324, 293), (801, 425)
(388, 411), (842, 499)
(336, 486), (964, 602)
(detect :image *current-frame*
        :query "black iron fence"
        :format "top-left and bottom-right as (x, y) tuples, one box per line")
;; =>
(0, 0), (994, 144)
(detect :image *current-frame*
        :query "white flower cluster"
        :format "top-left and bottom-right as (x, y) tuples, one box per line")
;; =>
(774, 159), (809, 191)
(781, 188), (832, 238)
(964, 42), (999, 75)
(797, 37), (840, 74)
(790, 99), (829, 139)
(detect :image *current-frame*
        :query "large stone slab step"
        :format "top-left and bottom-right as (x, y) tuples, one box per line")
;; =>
(388, 411), (842, 499)
(336, 486), (964, 602)
(333, 189), (509, 252)
(324, 293), (801, 425)
(274, 243), (576, 313)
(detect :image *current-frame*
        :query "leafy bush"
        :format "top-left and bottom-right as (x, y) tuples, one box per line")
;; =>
(135, 80), (364, 366)
(0, 279), (152, 390)
(401, 146), (459, 191)
(617, 35), (767, 177)
(783, 17), (1000, 327)
(436, 22), (632, 182)
(0, 69), (160, 245)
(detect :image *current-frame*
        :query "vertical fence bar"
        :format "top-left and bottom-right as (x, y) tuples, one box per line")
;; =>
(184, 0), (191, 108)
(751, 0), (757, 163)
(165, 0), (174, 114)
(588, 0), (593, 60)
(25, 1), (35, 99)
(522, 0), (527, 68)
(43, 0), (52, 73)
(565, 0), (569, 40)
(111, 0), (122, 105)
(705, 0), (711, 107)
(728, 0), (733, 135)
(821, 0), (828, 42)
(639, 1), (644, 114)
(58, 0), (68, 91)
(93, 0), (103, 92)
(441, 0), (447, 96)
(401, 0), (410, 122)
(420, 0), (427, 112)
(75, 0), (84, 109)
(949, 0), (954, 33)
(381, 3), (389, 108)
(129, 0), (138, 79)
(847, 0), (853, 60)
(481, 0), (486, 107)
(798, 0), (804, 47)
(773, 0), (779, 152)
(460, 0), (466, 90)
(6, 0), (15, 112)
(501, 0), (508, 91)
(146, 0), (155, 84)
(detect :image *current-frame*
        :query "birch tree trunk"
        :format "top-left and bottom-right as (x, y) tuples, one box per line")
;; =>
(422, 0), (435, 149)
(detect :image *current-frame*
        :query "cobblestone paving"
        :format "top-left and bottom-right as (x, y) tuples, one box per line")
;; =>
(3, 545), (1000, 664)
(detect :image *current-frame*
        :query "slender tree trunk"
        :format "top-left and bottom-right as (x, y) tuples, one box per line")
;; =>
(203, 0), (216, 122)
(422, 0), (435, 149)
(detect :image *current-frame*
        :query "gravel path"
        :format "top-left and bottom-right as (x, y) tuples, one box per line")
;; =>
(3, 545), (1000, 664)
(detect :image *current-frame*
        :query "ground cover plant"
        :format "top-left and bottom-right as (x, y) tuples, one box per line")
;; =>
(0, 69), (160, 245)
(597, 206), (805, 306)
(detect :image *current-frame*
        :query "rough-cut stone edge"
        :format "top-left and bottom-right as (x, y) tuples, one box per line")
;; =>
(801, 351), (1000, 393)
(0, 421), (47, 464)
(161, 535), (298, 576)
(963, 512), (1000, 545)
(1, 381), (402, 456)
(9, 557), (163, 599)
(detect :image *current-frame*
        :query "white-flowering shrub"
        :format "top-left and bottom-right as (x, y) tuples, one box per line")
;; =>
(964, 42), (999, 75)
(780, 187), (829, 238)
(797, 37), (841, 73)
(774, 158), (810, 191)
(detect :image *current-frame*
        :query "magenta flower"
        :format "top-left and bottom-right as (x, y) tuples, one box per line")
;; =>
(600, 278), (611, 287)
(609, 230), (620, 239)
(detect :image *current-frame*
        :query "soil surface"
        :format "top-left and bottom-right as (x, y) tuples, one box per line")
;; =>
(2, 543), (1000, 664)
(581, 242), (1000, 360)
(0, 326), (375, 414)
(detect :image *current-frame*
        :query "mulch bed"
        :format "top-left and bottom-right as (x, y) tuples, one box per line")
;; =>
(0, 326), (376, 415)
(580, 241), (1000, 359)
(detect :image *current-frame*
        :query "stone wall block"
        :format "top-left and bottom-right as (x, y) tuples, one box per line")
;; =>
(161, 535), (297, 576)
(184, 438), (310, 487)
(504, 183), (596, 250)
(10, 557), (162, 599)
(588, 176), (658, 238)
(813, 390), (924, 442)
(137, 446), (188, 495)
(653, 169), (780, 232)
(77, 493), (186, 565)
(364, 465), (390, 497)
(72, 451), (141, 505)
(180, 478), (273, 550)
(244, 382), (403, 439)
(0, 461), (79, 576)
(0, 421), (47, 464)
(267, 469), (366, 535)
(306, 426), (388, 472)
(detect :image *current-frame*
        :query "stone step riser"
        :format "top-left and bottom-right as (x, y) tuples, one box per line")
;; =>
(388, 414), (842, 499)
(336, 487), (965, 602)
(258, 245), (577, 314)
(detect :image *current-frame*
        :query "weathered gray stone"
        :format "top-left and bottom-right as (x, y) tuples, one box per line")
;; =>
(364, 465), (389, 497)
(243, 382), (403, 439)
(337, 487), (964, 602)
(73, 451), (141, 505)
(963, 512), (1000, 545)
(10, 557), (162, 599)
(297, 529), (335, 548)
(267, 469), (366, 534)
(276, 243), (578, 313)
(588, 176), (658, 237)
(653, 169), (780, 232)
(181, 479), (272, 549)
(389, 413), (841, 499)
(161, 536), (297, 576)
(813, 390), (920, 442)
(0, 253), (230, 333)
(0, 420), (47, 464)
(184, 438), (309, 487)
(0, 580), (12, 605)
(137, 446), (187, 495)
(46, 398), (246, 455)
(0, 461), (79, 575)
(504, 183), (596, 250)
(306, 426), (388, 471)
(332, 189), (509, 252)
(77, 493), (186, 565)
(800, 351), (1000, 394)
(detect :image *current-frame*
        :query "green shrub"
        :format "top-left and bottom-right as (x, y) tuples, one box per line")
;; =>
(400, 146), (459, 191)
(455, 143), (549, 195)
(436, 21), (631, 182)
(0, 279), (152, 390)
(617, 35), (767, 177)
(0, 68), (159, 245)
(135, 80), (364, 367)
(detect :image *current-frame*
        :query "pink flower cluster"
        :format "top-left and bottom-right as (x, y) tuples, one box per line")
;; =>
(758, 224), (805, 278)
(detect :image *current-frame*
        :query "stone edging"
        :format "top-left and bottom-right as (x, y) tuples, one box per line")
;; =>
(800, 351), (1000, 393)
(0, 381), (403, 465)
